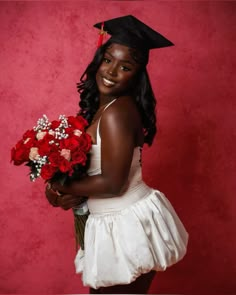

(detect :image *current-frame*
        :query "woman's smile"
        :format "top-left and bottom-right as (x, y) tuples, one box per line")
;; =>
(102, 76), (116, 87)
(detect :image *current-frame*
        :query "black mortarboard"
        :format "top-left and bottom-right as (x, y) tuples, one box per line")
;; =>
(94, 15), (173, 52)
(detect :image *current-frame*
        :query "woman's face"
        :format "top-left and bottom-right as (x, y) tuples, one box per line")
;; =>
(96, 43), (141, 99)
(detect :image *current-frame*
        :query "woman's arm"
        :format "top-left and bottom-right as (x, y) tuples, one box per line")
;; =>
(45, 184), (87, 210)
(52, 98), (140, 198)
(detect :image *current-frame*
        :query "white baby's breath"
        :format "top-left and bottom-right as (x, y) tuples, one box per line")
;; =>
(33, 114), (51, 132)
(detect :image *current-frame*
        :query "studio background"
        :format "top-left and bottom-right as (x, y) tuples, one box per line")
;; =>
(0, 1), (235, 294)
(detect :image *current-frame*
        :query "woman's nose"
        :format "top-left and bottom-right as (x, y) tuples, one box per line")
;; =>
(107, 63), (118, 77)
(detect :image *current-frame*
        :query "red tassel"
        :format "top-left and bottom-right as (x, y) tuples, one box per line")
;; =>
(97, 22), (106, 48)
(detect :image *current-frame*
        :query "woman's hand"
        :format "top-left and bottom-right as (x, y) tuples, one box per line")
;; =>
(45, 183), (87, 210)
(50, 181), (66, 195)
(56, 194), (87, 211)
(45, 183), (60, 207)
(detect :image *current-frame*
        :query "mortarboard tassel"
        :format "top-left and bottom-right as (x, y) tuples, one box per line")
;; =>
(97, 22), (107, 48)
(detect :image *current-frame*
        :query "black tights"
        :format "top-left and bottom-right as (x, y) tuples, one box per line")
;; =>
(89, 271), (156, 294)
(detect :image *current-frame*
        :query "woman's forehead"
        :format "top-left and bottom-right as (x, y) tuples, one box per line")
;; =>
(106, 43), (141, 60)
(106, 43), (131, 53)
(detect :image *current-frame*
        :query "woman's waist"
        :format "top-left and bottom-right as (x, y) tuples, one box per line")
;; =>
(87, 181), (152, 214)
(88, 163), (141, 177)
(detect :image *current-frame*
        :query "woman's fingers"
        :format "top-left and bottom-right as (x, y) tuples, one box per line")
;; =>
(57, 194), (84, 210)
(45, 185), (60, 207)
(51, 182), (66, 194)
(45, 183), (87, 210)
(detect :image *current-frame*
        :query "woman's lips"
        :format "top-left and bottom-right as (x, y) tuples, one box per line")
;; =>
(102, 77), (115, 87)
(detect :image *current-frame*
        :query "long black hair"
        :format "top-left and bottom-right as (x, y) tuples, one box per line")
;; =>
(77, 40), (157, 146)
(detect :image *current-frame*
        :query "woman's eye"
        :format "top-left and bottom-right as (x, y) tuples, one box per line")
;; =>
(103, 58), (110, 63)
(120, 66), (131, 72)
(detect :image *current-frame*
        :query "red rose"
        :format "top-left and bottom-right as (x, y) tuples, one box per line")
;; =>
(60, 136), (79, 152)
(58, 157), (72, 173)
(36, 132), (56, 156)
(41, 132), (55, 143)
(37, 140), (51, 156)
(71, 150), (87, 166)
(11, 147), (27, 165)
(68, 116), (88, 130)
(64, 127), (74, 135)
(23, 137), (35, 149)
(50, 120), (60, 129)
(49, 151), (62, 167)
(40, 164), (57, 180)
(77, 133), (92, 152)
(23, 129), (36, 140)
(11, 140), (30, 165)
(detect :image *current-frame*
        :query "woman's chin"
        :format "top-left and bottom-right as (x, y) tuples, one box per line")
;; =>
(98, 86), (117, 98)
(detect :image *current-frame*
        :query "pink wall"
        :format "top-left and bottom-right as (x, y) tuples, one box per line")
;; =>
(1, 1), (236, 293)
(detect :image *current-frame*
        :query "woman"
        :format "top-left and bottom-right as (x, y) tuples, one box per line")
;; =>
(45, 15), (188, 294)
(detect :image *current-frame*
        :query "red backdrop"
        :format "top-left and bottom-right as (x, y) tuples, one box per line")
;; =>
(1, 1), (236, 294)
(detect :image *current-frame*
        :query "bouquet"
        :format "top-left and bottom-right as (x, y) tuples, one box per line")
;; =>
(11, 114), (92, 250)
(11, 114), (92, 183)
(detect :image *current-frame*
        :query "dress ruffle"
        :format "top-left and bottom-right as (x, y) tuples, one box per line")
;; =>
(74, 189), (188, 289)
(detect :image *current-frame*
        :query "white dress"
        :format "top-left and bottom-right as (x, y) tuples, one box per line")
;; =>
(74, 100), (189, 289)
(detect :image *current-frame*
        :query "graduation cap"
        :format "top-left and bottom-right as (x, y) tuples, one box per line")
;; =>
(94, 15), (174, 52)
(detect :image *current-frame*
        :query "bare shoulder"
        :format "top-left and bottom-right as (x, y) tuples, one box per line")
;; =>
(100, 96), (143, 146)
(100, 96), (143, 147)
(102, 96), (140, 123)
